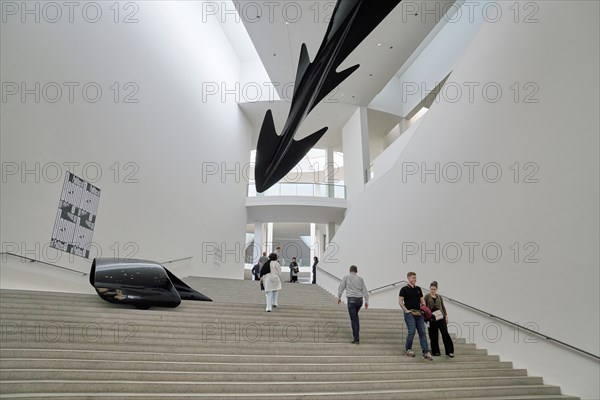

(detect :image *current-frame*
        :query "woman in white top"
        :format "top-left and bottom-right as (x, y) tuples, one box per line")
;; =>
(260, 253), (282, 312)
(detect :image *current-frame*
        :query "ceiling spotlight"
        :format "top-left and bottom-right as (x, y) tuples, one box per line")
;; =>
(377, 43), (382, 46)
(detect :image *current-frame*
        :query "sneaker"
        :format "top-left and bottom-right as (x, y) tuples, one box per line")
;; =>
(273, 305), (278, 308)
(448, 353), (455, 358)
(433, 353), (441, 357)
(423, 352), (433, 361)
(406, 349), (415, 357)
(351, 340), (359, 344)
(266, 309), (272, 312)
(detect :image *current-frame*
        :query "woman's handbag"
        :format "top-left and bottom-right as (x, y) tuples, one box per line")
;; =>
(432, 310), (444, 321)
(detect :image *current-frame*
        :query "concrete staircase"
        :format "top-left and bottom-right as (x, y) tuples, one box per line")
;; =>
(0, 277), (579, 399)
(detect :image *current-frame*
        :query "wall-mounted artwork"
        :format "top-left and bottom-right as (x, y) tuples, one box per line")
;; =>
(50, 171), (100, 258)
(254, 0), (402, 192)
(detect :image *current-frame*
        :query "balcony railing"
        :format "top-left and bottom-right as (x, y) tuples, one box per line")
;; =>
(247, 182), (346, 199)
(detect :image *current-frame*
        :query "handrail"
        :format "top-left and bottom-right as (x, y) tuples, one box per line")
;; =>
(161, 256), (193, 264)
(369, 280), (407, 293)
(369, 279), (600, 361)
(247, 181), (346, 199)
(0, 252), (88, 277)
(316, 265), (342, 282)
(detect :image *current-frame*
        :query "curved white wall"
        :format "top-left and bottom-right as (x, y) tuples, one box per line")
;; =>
(1, 2), (251, 279)
(320, 2), (599, 398)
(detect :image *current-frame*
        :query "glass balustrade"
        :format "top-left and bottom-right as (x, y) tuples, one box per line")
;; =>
(247, 182), (346, 199)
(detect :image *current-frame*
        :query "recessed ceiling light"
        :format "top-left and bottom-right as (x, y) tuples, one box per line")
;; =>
(377, 43), (382, 46)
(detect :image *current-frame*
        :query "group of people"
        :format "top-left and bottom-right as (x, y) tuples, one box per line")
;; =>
(254, 257), (454, 360)
(252, 249), (319, 312)
(337, 267), (454, 360)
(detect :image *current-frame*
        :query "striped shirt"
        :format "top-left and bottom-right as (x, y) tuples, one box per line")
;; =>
(338, 273), (369, 304)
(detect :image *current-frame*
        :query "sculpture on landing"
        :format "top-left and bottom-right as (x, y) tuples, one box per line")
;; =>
(254, 0), (402, 192)
(90, 258), (212, 309)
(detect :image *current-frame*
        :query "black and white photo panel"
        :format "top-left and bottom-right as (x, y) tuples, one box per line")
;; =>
(50, 172), (101, 258)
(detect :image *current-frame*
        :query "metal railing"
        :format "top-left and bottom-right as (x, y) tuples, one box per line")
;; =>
(247, 182), (346, 199)
(1, 253), (194, 277)
(368, 279), (599, 361)
(160, 256), (193, 265)
(369, 279), (407, 294)
(315, 265), (342, 282)
(0, 252), (88, 276)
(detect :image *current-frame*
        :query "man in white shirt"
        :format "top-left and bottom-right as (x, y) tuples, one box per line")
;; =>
(337, 265), (369, 344)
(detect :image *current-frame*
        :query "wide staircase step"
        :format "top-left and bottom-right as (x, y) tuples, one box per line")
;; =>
(0, 278), (579, 399)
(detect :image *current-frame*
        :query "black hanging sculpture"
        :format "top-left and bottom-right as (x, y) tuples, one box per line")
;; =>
(254, 0), (402, 192)
(90, 258), (212, 309)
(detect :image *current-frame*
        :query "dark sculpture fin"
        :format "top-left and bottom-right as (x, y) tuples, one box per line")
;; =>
(322, 0), (361, 46)
(164, 267), (212, 302)
(310, 64), (359, 112)
(294, 43), (311, 95)
(332, 1), (402, 68)
(255, 110), (279, 163)
(278, 127), (329, 178)
(254, 110), (280, 192)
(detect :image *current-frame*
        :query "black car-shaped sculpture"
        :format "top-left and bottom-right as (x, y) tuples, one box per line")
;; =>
(90, 258), (212, 309)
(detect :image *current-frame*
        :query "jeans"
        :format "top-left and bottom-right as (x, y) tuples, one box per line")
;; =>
(347, 297), (363, 342)
(265, 290), (278, 311)
(404, 312), (429, 354)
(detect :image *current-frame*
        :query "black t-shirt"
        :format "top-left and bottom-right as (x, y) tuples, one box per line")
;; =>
(399, 285), (423, 310)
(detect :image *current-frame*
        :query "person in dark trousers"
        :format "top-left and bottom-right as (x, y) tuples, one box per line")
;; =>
(424, 281), (454, 357)
(251, 263), (260, 281)
(337, 265), (369, 344)
(289, 257), (299, 283)
(311, 256), (318, 284)
(399, 271), (433, 360)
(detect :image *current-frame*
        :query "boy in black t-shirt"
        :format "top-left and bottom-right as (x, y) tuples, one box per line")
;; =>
(399, 271), (433, 360)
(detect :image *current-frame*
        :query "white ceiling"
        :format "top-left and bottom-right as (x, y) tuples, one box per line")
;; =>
(234, 1), (455, 150)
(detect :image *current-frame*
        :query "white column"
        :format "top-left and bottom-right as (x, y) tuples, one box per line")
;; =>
(266, 222), (274, 254)
(309, 223), (317, 284)
(342, 107), (369, 206)
(309, 223), (317, 261)
(326, 147), (336, 197)
(326, 222), (336, 244)
(252, 223), (263, 264)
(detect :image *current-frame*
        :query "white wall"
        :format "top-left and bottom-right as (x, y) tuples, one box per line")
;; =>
(341, 107), (368, 207)
(369, 118), (423, 185)
(1, 2), (252, 280)
(321, 1), (600, 398)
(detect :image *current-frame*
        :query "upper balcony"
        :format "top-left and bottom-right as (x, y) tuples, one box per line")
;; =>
(246, 182), (347, 224)
(247, 182), (346, 199)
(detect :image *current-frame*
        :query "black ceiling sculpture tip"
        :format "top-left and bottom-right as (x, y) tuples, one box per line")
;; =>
(90, 258), (212, 309)
(254, 0), (402, 193)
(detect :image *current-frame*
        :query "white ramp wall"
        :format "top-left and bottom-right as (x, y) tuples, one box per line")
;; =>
(321, 2), (600, 398)
(1, 2), (252, 279)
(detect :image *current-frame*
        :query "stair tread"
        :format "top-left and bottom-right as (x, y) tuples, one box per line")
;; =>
(0, 287), (579, 399)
